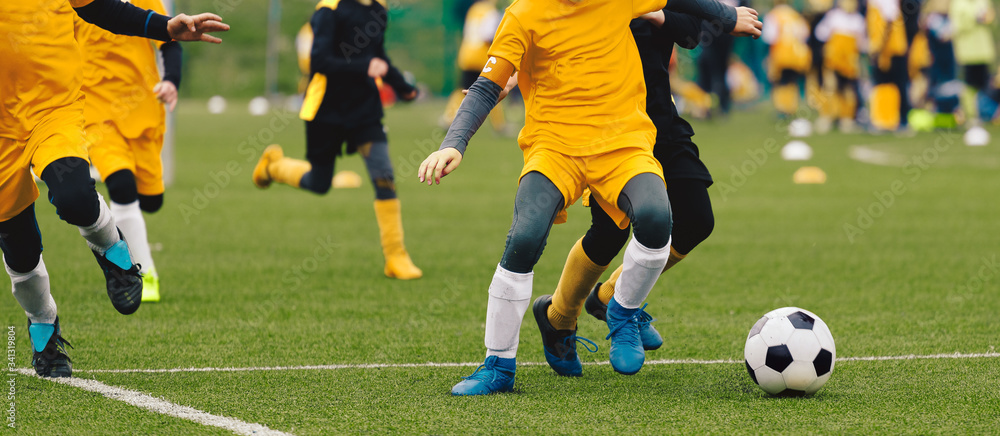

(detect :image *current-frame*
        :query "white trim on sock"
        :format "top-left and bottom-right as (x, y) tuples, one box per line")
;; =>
(4, 255), (56, 324)
(110, 200), (154, 274)
(484, 264), (533, 359)
(614, 237), (671, 309)
(79, 193), (120, 254)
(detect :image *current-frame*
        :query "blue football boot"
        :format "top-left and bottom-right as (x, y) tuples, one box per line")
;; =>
(532, 295), (598, 377)
(92, 230), (143, 315)
(587, 283), (663, 350)
(28, 317), (73, 378)
(451, 356), (515, 396)
(605, 298), (646, 375)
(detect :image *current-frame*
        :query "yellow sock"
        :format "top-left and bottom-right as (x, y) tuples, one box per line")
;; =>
(599, 247), (689, 305)
(870, 83), (901, 130)
(441, 90), (465, 125)
(268, 158), (311, 188)
(773, 84), (800, 116)
(598, 266), (622, 305)
(488, 106), (507, 131)
(548, 238), (608, 330)
(374, 199), (422, 280)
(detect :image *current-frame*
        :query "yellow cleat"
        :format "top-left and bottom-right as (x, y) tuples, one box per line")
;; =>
(252, 145), (284, 189)
(141, 269), (160, 302)
(384, 253), (423, 280)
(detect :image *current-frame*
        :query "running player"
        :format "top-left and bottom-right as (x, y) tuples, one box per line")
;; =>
(1, 0), (227, 377)
(252, 0), (423, 280)
(75, 0), (184, 303)
(419, 0), (761, 395)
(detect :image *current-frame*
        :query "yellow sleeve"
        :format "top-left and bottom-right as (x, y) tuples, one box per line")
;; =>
(486, 12), (527, 74)
(633, 0), (668, 18)
(69, 0), (95, 8)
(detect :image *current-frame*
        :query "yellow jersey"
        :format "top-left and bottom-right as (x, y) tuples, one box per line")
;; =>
(0, 0), (94, 141)
(487, 0), (667, 157)
(74, 0), (168, 137)
(457, 1), (501, 71)
(762, 5), (812, 75)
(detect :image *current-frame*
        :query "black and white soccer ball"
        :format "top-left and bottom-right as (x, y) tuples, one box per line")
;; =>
(744, 307), (835, 396)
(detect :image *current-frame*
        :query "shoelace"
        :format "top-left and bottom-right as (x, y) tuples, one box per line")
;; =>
(635, 309), (657, 330)
(562, 335), (598, 353)
(39, 334), (73, 361)
(605, 303), (648, 345)
(463, 360), (512, 382)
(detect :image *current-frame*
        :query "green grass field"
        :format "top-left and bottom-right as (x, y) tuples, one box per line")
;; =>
(4, 100), (999, 434)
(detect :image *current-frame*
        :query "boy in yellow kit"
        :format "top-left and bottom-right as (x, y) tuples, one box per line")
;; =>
(1, 0), (226, 378)
(76, 0), (184, 303)
(420, 0), (761, 395)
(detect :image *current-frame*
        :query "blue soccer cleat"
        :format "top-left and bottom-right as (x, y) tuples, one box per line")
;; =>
(532, 295), (598, 377)
(451, 356), (515, 396)
(28, 317), (73, 378)
(587, 283), (663, 350)
(605, 298), (646, 375)
(92, 230), (143, 315)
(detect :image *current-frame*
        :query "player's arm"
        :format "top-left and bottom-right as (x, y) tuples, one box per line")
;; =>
(653, 10), (705, 49)
(377, 34), (418, 101)
(663, 0), (761, 38)
(154, 41), (182, 111)
(72, 0), (228, 43)
(418, 56), (514, 185)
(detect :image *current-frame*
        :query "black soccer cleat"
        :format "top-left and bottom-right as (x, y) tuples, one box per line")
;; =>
(585, 282), (608, 321)
(92, 231), (143, 315)
(28, 318), (73, 378)
(532, 295), (597, 377)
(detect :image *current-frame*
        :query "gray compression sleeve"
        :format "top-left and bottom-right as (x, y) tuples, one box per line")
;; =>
(665, 0), (738, 33)
(439, 76), (502, 155)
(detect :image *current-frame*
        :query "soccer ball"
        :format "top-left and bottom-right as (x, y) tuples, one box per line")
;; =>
(744, 307), (835, 396)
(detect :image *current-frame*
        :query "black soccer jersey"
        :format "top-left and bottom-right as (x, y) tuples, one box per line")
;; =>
(300, 0), (415, 126)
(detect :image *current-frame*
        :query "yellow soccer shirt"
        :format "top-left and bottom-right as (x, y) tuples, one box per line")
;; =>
(487, 0), (667, 157)
(74, 0), (168, 138)
(457, 1), (500, 72)
(0, 0), (93, 141)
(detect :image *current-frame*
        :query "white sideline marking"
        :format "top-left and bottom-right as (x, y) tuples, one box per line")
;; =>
(15, 368), (294, 436)
(76, 351), (1000, 374)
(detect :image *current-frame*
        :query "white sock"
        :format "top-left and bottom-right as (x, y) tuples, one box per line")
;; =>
(110, 200), (154, 274)
(484, 265), (532, 359)
(614, 237), (671, 309)
(79, 194), (120, 255)
(5, 255), (57, 324)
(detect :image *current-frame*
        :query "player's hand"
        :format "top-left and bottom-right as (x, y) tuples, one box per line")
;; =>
(368, 58), (389, 78)
(640, 10), (665, 27)
(167, 13), (229, 43)
(400, 89), (418, 101)
(153, 81), (178, 112)
(730, 7), (762, 39)
(418, 148), (463, 185)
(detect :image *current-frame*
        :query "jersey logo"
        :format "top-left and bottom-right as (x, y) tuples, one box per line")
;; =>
(483, 57), (497, 73)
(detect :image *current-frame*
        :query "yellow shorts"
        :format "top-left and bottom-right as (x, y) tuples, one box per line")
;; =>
(84, 122), (165, 196)
(520, 144), (664, 230)
(0, 104), (88, 222)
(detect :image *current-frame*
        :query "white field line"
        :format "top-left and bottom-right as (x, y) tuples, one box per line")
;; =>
(73, 351), (1000, 374)
(15, 368), (294, 436)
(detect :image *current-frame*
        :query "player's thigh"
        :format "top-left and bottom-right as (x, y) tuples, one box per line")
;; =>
(29, 102), (88, 178)
(586, 146), (664, 230)
(132, 127), (165, 197)
(346, 123), (388, 158)
(519, 146), (586, 221)
(305, 120), (348, 166)
(85, 122), (137, 182)
(0, 138), (39, 222)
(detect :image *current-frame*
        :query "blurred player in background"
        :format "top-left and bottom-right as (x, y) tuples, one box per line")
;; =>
(75, 0), (183, 303)
(868, 0), (910, 131)
(253, 0), (422, 280)
(441, 0), (509, 133)
(923, 0), (962, 130)
(814, 0), (866, 133)
(419, 0), (761, 396)
(697, 0), (746, 118)
(762, 0), (812, 119)
(534, 4), (760, 378)
(949, 0), (996, 124)
(1, 0), (227, 377)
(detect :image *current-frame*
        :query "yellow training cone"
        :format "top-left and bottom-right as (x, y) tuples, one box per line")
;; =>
(332, 170), (363, 189)
(793, 166), (827, 184)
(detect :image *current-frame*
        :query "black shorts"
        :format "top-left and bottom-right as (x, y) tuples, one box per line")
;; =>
(653, 137), (714, 187)
(461, 70), (480, 90)
(305, 120), (387, 164)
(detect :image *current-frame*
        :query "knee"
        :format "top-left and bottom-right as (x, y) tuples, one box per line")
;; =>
(302, 177), (332, 195)
(138, 194), (163, 213)
(631, 202), (672, 249)
(41, 158), (100, 226)
(104, 170), (138, 205)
